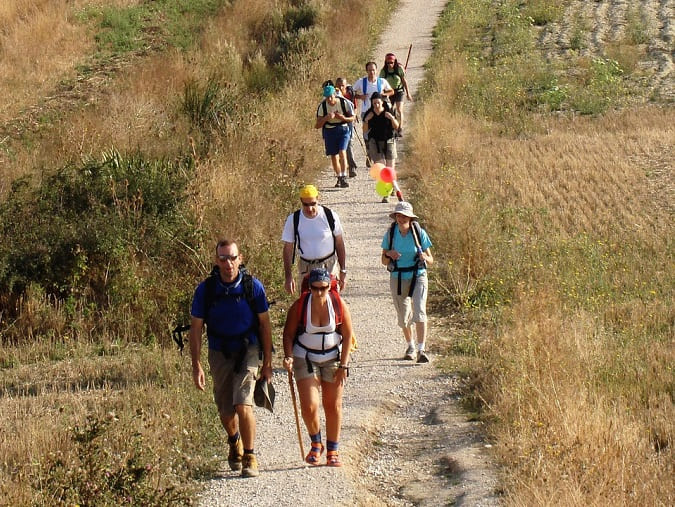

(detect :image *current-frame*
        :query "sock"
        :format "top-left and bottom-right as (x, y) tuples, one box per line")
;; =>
(418, 342), (425, 352)
(228, 432), (240, 444)
(244, 449), (254, 455)
(326, 440), (339, 452)
(310, 431), (322, 446)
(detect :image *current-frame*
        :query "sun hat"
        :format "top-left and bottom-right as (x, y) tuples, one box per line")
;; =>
(254, 378), (275, 413)
(299, 184), (319, 199)
(389, 201), (418, 220)
(309, 267), (331, 285)
(323, 84), (336, 97)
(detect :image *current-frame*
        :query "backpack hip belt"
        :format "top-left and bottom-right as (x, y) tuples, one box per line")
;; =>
(299, 251), (335, 264)
(392, 264), (420, 297)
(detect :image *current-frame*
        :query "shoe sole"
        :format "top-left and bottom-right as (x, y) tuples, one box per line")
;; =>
(228, 461), (242, 471)
(241, 468), (259, 477)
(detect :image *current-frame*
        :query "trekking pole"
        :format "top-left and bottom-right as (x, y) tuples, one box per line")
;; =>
(288, 370), (305, 460)
(404, 43), (413, 70)
(353, 126), (373, 167)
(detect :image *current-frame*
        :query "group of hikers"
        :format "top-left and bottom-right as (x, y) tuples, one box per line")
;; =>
(315, 54), (412, 201)
(188, 53), (432, 479)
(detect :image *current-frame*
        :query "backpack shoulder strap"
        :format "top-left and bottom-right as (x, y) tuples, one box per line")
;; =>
(296, 292), (311, 334)
(292, 209), (301, 263)
(321, 99), (327, 117)
(203, 268), (219, 321)
(388, 222), (396, 250)
(362, 77), (367, 96)
(329, 290), (344, 325)
(377, 78), (383, 93)
(337, 96), (348, 115)
(322, 206), (335, 232)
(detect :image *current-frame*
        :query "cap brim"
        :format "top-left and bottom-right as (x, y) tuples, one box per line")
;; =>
(254, 378), (275, 413)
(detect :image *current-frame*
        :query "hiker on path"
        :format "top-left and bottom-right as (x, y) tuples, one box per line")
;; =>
(380, 53), (412, 134)
(380, 202), (434, 363)
(335, 77), (358, 178)
(352, 61), (393, 123)
(282, 267), (354, 467)
(189, 239), (273, 478)
(363, 91), (399, 171)
(315, 84), (355, 188)
(282, 184), (347, 295)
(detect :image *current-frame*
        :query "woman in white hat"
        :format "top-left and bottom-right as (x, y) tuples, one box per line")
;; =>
(381, 202), (434, 362)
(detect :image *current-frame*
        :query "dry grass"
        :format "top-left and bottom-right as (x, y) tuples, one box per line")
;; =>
(407, 1), (674, 504)
(0, 0), (99, 124)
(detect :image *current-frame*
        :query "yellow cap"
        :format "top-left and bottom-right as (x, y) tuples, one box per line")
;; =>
(299, 184), (319, 199)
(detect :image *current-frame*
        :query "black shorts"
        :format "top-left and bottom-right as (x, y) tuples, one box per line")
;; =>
(391, 89), (405, 103)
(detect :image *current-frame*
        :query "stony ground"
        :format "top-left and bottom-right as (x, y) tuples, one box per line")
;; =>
(196, 1), (500, 506)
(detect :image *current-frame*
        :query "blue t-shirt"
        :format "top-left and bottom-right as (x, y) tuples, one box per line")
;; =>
(191, 272), (269, 352)
(381, 224), (432, 280)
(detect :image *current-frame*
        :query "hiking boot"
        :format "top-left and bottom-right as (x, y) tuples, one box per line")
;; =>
(227, 437), (244, 471)
(417, 351), (430, 363)
(404, 344), (415, 360)
(339, 176), (349, 188)
(241, 453), (259, 477)
(335, 177), (341, 188)
(349, 167), (357, 178)
(381, 196), (389, 203)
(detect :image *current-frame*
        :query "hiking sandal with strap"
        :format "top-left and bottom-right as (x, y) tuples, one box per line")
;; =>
(326, 450), (342, 467)
(305, 443), (324, 466)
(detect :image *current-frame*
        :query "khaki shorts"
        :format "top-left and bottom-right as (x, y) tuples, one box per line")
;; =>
(389, 272), (428, 328)
(208, 345), (259, 417)
(367, 138), (397, 163)
(292, 355), (340, 383)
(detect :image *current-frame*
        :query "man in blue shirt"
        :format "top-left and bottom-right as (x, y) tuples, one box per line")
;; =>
(189, 239), (273, 477)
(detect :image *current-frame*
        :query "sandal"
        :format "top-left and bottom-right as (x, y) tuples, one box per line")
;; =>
(305, 443), (324, 465)
(326, 450), (342, 467)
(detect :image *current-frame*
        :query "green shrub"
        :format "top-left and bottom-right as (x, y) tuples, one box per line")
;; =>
(0, 150), (198, 342)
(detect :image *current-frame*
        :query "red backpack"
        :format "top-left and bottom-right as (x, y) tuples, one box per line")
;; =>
(296, 273), (344, 333)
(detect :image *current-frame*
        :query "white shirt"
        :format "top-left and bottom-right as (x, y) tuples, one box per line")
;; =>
(281, 206), (344, 261)
(352, 76), (393, 115)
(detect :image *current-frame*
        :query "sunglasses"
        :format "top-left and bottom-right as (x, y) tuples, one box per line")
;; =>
(310, 284), (329, 292)
(217, 254), (238, 262)
(301, 201), (317, 207)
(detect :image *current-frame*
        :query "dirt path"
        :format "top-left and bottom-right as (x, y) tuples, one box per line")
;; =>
(197, 1), (500, 505)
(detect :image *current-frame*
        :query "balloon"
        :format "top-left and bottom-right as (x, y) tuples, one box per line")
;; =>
(375, 180), (393, 197)
(379, 166), (396, 183)
(369, 162), (384, 180)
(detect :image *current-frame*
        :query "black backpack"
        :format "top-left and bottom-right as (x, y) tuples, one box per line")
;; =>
(291, 206), (336, 264)
(387, 221), (425, 297)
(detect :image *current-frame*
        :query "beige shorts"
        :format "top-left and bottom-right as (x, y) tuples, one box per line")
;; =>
(292, 355), (340, 383)
(208, 345), (259, 417)
(389, 272), (428, 328)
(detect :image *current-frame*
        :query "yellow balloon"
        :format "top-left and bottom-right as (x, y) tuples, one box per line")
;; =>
(375, 180), (393, 197)
(369, 162), (384, 180)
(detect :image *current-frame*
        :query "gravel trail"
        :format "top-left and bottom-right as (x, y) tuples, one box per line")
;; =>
(197, 1), (500, 505)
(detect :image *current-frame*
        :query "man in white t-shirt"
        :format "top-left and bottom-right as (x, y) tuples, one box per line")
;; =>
(352, 61), (394, 120)
(281, 185), (347, 295)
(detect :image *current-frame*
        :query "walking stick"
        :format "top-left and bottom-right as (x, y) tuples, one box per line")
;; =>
(353, 124), (373, 167)
(404, 43), (413, 70)
(288, 370), (305, 460)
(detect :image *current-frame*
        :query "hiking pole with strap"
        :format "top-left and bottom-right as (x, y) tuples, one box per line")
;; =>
(288, 370), (305, 461)
(404, 43), (412, 70)
(353, 124), (373, 167)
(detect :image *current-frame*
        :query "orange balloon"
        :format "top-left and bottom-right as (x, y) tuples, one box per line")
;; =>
(369, 162), (385, 180)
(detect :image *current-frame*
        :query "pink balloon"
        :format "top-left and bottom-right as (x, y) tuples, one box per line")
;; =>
(379, 166), (396, 183)
(369, 162), (384, 180)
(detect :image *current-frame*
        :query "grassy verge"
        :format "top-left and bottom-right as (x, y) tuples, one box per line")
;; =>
(0, 0), (396, 503)
(412, 0), (673, 504)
